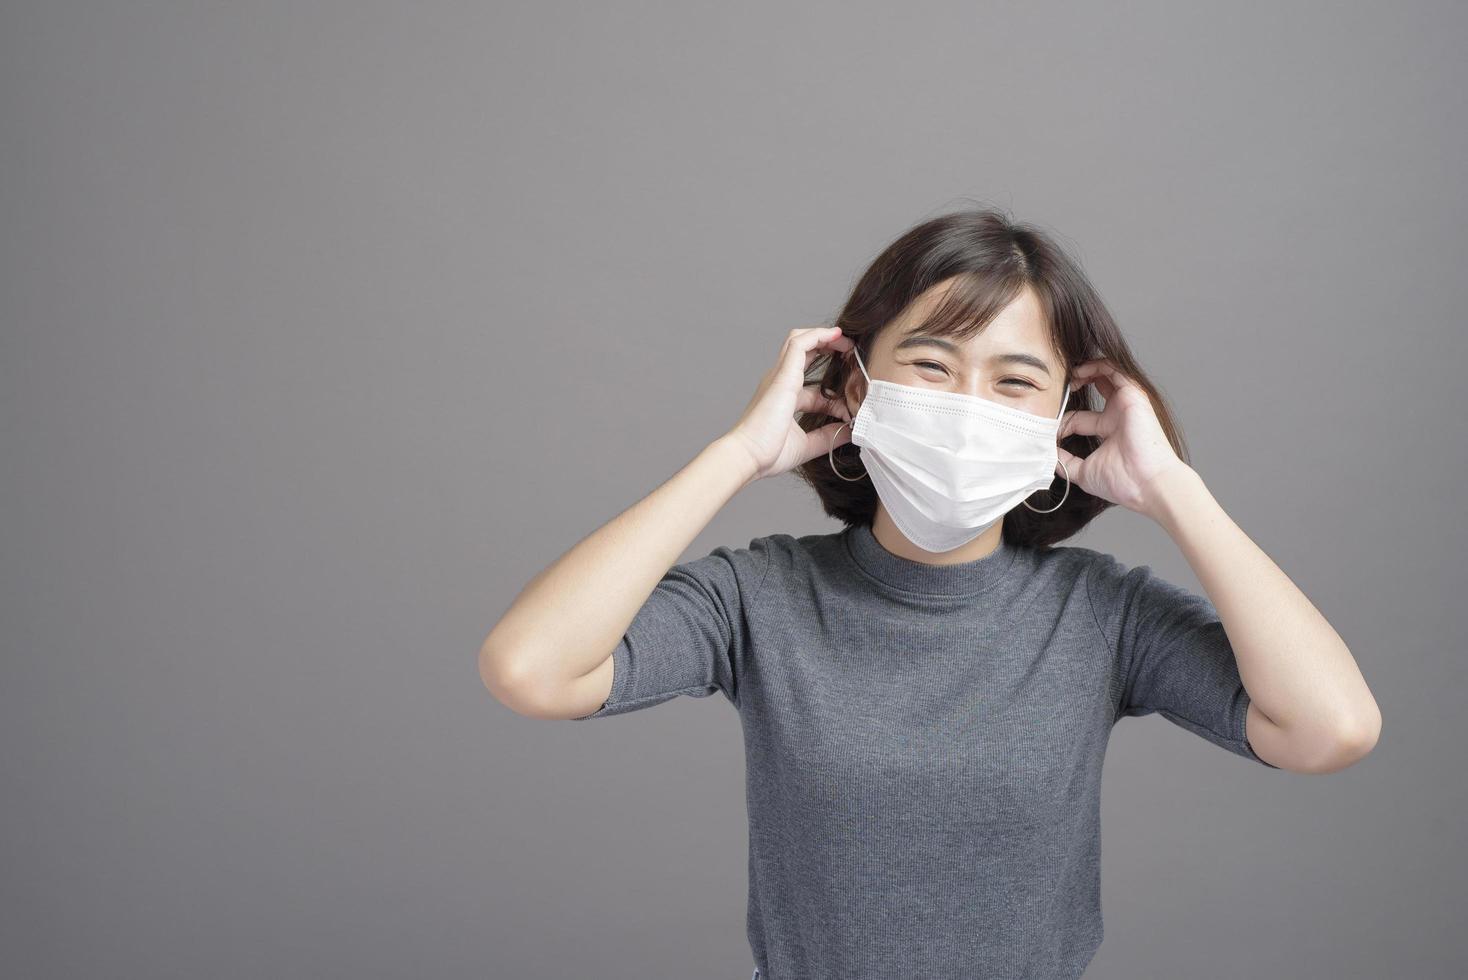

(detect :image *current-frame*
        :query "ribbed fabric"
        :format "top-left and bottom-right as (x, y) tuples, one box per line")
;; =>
(574, 523), (1278, 978)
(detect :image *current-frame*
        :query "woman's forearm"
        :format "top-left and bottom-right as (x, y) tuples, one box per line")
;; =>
(479, 433), (761, 710)
(1142, 464), (1381, 770)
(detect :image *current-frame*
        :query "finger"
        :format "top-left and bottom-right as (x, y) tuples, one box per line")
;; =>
(1071, 368), (1116, 402)
(787, 324), (849, 352)
(795, 384), (850, 419)
(805, 340), (852, 373)
(1072, 358), (1120, 377)
(781, 326), (848, 379)
(1056, 445), (1083, 478)
(1072, 359), (1136, 397)
(811, 329), (854, 363)
(803, 419), (852, 464)
(1060, 408), (1102, 438)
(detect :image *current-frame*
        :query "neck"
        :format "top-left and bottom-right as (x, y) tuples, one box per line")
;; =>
(871, 506), (1005, 565)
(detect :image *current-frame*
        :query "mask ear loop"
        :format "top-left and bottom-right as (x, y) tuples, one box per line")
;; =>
(829, 344), (870, 482)
(1024, 375), (1074, 513)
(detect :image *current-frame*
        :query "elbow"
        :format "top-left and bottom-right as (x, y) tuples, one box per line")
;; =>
(478, 641), (544, 717)
(1310, 703), (1382, 773)
(479, 641), (579, 719)
(1335, 702), (1382, 766)
(478, 640), (512, 702)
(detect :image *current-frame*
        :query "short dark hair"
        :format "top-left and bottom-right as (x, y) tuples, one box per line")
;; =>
(794, 203), (1195, 550)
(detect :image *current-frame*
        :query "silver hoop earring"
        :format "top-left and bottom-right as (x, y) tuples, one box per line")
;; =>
(828, 421), (867, 482)
(1022, 457), (1071, 513)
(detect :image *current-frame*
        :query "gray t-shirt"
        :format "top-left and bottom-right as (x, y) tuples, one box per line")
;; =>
(574, 522), (1278, 979)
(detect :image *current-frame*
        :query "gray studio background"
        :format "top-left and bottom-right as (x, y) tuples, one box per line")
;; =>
(3, 2), (1464, 978)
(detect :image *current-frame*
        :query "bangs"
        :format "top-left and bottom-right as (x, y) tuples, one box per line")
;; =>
(904, 273), (1027, 343)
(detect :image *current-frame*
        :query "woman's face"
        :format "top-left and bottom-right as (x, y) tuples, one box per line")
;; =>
(847, 281), (1069, 420)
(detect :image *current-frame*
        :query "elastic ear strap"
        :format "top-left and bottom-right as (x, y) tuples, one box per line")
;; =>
(852, 345), (871, 383)
(1057, 378), (1071, 420)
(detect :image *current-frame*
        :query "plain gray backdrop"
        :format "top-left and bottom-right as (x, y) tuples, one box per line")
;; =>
(3, 2), (1464, 978)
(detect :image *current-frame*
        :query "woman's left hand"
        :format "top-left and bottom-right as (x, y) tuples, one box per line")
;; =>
(1057, 358), (1193, 518)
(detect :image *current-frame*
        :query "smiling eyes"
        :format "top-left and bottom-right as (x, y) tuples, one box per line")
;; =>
(912, 360), (1038, 389)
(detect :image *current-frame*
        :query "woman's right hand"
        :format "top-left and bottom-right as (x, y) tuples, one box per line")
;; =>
(724, 325), (856, 482)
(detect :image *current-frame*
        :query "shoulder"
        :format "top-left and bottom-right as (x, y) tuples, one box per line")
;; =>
(745, 529), (841, 571)
(729, 528), (854, 599)
(1036, 544), (1150, 592)
(1019, 541), (1122, 594)
(1023, 544), (1165, 626)
(690, 530), (816, 601)
(1056, 547), (1213, 643)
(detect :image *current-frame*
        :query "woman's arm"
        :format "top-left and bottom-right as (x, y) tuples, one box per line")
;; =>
(1140, 464), (1380, 773)
(479, 325), (853, 720)
(480, 435), (760, 719)
(1061, 357), (1381, 774)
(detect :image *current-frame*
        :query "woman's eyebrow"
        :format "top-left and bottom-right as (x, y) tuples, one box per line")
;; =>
(894, 336), (1053, 376)
(893, 335), (964, 356)
(989, 352), (1052, 376)
(893, 335), (1054, 376)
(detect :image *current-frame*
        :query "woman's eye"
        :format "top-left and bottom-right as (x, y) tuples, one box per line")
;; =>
(1002, 377), (1038, 389)
(914, 361), (948, 373)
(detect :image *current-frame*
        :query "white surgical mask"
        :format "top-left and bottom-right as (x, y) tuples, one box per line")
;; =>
(848, 345), (1069, 553)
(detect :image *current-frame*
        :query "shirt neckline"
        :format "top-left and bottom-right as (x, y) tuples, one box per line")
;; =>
(841, 522), (1020, 597)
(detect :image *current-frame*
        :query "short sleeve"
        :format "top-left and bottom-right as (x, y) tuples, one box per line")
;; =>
(569, 536), (772, 720)
(1087, 554), (1279, 768)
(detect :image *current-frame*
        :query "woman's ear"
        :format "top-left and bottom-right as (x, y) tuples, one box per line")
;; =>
(843, 354), (864, 418)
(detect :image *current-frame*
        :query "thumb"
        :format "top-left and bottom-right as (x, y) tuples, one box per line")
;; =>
(804, 419), (853, 464)
(1056, 446), (1084, 485)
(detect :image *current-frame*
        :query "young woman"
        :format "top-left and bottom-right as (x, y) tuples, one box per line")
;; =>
(480, 207), (1379, 980)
